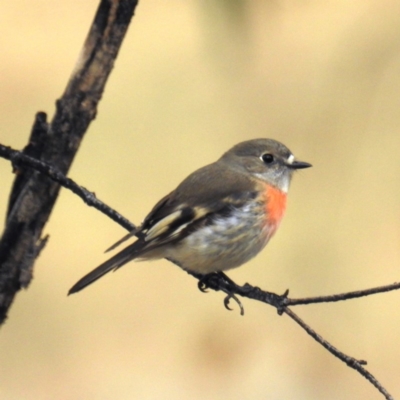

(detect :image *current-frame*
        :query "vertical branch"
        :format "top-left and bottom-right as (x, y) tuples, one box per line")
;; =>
(0, 0), (139, 325)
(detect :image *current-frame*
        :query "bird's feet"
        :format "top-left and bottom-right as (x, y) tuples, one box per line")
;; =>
(197, 272), (245, 316)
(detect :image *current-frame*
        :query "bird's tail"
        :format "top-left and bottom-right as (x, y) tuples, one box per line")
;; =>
(68, 242), (140, 295)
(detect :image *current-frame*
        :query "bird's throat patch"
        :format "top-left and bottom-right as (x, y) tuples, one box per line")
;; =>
(265, 185), (287, 225)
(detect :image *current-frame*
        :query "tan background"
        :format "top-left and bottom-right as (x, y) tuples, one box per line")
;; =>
(1, 1), (400, 399)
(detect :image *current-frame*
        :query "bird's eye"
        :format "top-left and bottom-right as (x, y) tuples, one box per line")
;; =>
(261, 153), (274, 164)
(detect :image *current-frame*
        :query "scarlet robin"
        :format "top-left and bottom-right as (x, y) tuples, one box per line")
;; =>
(69, 138), (311, 294)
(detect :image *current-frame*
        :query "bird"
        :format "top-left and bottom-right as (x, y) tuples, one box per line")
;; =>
(68, 138), (311, 295)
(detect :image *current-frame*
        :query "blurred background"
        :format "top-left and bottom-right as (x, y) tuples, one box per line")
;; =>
(1, 1), (400, 399)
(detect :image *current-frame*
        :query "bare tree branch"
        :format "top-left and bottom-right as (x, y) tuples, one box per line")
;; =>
(0, 0), (139, 324)
(0, 144), (396, 400)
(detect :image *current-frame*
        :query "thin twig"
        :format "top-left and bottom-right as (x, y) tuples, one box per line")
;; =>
(284, 308), (394, 400)
(286, 282), (400, 306)
(0, 144), (136, 232)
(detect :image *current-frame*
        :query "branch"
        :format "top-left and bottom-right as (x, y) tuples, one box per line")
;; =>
(0, 0), (139, 324)
(284, 308), (393, 400)
(0, 144), (136, 233)
(0, 145), (396, 400)
(285, 282), (400, 306)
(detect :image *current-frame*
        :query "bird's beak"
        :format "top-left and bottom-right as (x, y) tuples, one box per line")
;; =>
(288, 160), (312, 169)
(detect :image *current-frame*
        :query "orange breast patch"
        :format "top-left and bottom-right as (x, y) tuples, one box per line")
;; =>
(265, 185), (287, 225)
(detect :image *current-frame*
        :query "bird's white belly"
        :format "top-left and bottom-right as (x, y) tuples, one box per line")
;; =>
(164, 205), (277, 274)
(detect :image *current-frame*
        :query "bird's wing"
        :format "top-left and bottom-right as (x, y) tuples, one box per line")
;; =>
(136, 162), (258, 247)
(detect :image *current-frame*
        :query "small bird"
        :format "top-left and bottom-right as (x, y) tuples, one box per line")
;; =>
(69, 139), (311, 294)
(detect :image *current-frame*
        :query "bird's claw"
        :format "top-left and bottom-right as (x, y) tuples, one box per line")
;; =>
(224, 293), (245, 316)
(197, 272), (245, 315)
(197, 274), (212, 292)
(198, 279), (209, 293)
(197, 272), (221, 293)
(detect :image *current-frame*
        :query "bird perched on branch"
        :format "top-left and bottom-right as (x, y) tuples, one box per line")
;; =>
(69, 138), (311, 295)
